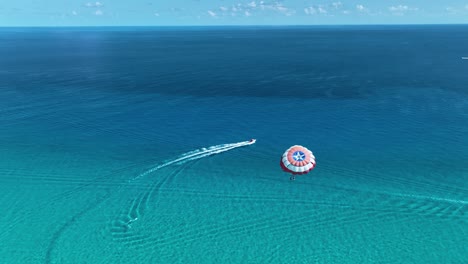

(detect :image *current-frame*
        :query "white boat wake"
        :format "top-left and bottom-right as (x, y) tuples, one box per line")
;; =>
(392, 192), (467, 206)
(129, 139), (256, 182)
(111, 139), (256, 234)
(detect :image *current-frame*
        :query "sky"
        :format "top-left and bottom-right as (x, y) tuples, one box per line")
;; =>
(1, 0), (468, 26)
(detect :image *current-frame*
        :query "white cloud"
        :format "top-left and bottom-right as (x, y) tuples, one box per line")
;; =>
(259, 1), (266, 10)
(210, 1), (296, 17)
(256, 1), (294, 15)
(95, 9), (103, 15)
(389, 5), (418, 16)
(85, 2), (103, 8)
(465, 5), (468, 10)
(389, 5), (418, 12)
(318, 6), (327, 14)
(207, 10), (217, 17)
(277, 6), (288, 12)
(356, 4), (367, 12)
(304, 5), (326, 15)
(342, 10), (350, 14)
(72, 10), (78, 16)
(332, 2), (343, 9)
(304, 7), (316, 15)
(154, 12), (160, 16)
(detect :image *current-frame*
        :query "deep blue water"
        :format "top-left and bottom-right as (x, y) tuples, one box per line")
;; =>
(0, 26), (467, 263)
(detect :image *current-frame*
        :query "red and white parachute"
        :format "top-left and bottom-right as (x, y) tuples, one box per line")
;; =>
(280, 145), (316, 180)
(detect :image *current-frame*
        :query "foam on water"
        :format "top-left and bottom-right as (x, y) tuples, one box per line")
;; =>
(129, 140), (255, 182)
(111, 140), (256, 234)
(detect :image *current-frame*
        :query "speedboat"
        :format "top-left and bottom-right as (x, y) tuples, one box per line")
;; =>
(248, 139), (256, 144)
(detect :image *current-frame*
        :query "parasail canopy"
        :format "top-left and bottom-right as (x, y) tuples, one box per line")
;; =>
(280, 145), (316, 176)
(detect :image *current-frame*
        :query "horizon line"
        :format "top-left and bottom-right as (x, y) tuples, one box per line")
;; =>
(1, 23), (468, 28)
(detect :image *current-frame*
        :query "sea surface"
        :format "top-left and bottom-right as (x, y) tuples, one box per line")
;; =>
(0, 25), (467, 263)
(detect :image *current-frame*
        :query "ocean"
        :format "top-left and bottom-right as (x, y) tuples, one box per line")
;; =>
(0, 25), (467, 263)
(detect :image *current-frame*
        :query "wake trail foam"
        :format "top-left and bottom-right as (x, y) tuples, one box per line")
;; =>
(129, 140), (254, 182)
(183, 145), (244, 162)
(111, 140), (255, 235)
(180, 142), (246, 157)
(392, 193), (468, 206)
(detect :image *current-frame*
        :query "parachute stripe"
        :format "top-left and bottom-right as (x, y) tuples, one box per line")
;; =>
(280, 145), (316, 176)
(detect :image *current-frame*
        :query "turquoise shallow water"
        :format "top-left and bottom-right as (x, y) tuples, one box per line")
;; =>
(1, 26), (468, 263)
